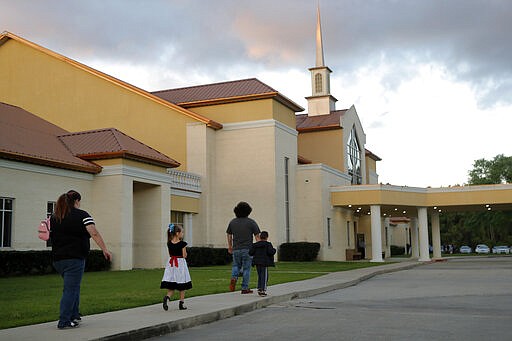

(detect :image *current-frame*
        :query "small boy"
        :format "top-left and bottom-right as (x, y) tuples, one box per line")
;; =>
(249, 231), (276, 296)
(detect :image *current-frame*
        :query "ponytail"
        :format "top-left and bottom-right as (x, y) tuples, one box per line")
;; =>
(54, 190), (81, 222)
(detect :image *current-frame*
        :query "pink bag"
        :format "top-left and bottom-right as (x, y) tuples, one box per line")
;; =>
(38, 217), (51, 241)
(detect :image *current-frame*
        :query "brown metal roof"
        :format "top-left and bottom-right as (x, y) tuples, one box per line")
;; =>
(1, 102), (180, 172)
(0, 102), (102, 173)
(295, 110), (347, 132)
(365, 148), (382, 161)
(152, 78), (304, 112)
(59, 128), (180, 168)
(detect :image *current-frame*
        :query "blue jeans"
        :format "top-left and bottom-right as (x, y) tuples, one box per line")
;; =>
(256, 265), (268, 291)
(231, 249), (252, 290)
(53, 258), (85, 327)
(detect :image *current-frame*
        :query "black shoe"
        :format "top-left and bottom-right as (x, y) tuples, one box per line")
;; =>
(179, 301), (187, 310)
(58, 321), (79, 329)
(163, 295), (169, 311)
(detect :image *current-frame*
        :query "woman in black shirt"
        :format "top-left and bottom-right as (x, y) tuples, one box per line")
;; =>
(51, 190), (112, 329)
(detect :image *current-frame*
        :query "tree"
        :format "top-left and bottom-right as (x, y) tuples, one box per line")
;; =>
(468, 154), (512, 185)
(440, 154), (512, 247)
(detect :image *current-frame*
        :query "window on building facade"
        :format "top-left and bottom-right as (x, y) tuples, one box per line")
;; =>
(171, 211), (184, 227)
(347, 127), (362, 185)
(315, 73), (323, 93)
(46, 201), (56, 247)
(1, 197), (13, 247)
(327, 217), (331, 247)
(346, 221), (350, 246)
(284, 157), (290, 243)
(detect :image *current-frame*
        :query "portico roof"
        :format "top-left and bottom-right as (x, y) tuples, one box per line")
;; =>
(331, 183), (512, 216)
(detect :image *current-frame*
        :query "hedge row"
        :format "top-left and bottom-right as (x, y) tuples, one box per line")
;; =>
(278, 242), (320, 261)
(390, 245), (406, 256)
(186, 247), (231, 267)
(0, 250), (111, 277)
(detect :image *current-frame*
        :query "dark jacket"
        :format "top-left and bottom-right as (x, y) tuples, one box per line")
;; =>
(249, 240), (276, 267)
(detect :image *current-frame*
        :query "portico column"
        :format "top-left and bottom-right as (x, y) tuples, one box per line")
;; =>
(370, 205), (383, 262)
(431, 211), (442, 259)
(418, 207), (431, 262)
(410, 217), (419, 258)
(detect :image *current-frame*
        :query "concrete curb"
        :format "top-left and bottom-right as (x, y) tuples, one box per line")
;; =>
(96, 261), (423, 341)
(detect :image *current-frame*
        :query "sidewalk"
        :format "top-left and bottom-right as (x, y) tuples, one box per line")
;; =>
(0, 260), (422, 341)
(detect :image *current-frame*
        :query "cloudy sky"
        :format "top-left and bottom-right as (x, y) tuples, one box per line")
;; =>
(2, 0), (511, 187)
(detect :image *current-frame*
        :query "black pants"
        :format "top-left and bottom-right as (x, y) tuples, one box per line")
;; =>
(256, 265), (268, 292)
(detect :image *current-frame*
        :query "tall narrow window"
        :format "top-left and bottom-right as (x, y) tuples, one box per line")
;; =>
(315, 73), (323, 93)
(170, 211), (185, 239)
(347, 127), (362, 185)
(327, 217), (331, 247)
(1, 197), (13, 247)
(46, 201), (56, 247)
(284, 157), (290, 242)
(47, 201), (56, 218)
(346, 221), (350, 246)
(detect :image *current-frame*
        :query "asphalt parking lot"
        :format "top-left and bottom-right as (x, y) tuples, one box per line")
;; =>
(152, 257), (512, 341)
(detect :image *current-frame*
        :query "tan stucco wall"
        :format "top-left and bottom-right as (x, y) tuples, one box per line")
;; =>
(295, 164), (353, 261)
(202, 121), (298, 250)
(0, 38), (200, 170)
(0, 161), (93, 250)
(297, 129), (344, 171)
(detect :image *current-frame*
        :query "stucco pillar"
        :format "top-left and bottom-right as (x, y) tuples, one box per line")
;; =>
(410, 217), (419, 258)
(370, 205), (383, 262)
(417, 207), (431, 262)
(431, 211), (441, 259)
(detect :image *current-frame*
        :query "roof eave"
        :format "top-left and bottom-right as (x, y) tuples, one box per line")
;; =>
(0, 151), (102, 174)
(0, 31), (223, 131)
(78, 151), (181, 168)
(297, 125), (341, 133)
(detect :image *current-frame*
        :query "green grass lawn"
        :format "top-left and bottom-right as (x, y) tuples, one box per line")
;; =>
(0, 261), (384, 329)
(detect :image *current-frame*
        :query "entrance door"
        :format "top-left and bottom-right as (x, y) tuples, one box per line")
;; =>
(357, 233), (366, 259)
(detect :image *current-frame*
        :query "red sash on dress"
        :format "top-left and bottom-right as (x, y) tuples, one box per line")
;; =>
(169, 256), (183, 267)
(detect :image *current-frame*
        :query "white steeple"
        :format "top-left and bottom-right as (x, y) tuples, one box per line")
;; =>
(316, 5), (325, 67)
(306, 4), (337, 116)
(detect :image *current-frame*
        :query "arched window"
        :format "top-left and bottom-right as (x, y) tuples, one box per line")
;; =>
(347, 127), (362, 185)
(315, 73), (323, 93)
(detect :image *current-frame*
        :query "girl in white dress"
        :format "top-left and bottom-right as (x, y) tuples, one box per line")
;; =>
(160, 224), (192, 311)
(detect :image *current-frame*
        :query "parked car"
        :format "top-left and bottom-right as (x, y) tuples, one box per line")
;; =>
(459, 245), (472, 254)
(475, 244), (490, 254)
(492, 245), (510, 254)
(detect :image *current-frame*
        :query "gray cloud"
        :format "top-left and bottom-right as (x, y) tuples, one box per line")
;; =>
(1, 0), (511, 107)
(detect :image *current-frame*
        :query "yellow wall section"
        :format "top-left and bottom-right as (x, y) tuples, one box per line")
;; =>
(298, 129), (344, 170)
(171, 195), (199, 213)
(94, 158), (168, 173)
(0, 38), (201, 170)
(190, 100), (272, 124)
(189, 99), (297, 128)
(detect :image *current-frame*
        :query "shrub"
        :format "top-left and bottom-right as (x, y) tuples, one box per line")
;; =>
(278, 242), (321, 261)
(390, 245), (405, 256)
(186, 247), (231, 267)
(0, 250), (111, 277)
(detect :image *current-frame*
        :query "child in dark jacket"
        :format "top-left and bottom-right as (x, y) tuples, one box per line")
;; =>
(249, 231), (276, 296)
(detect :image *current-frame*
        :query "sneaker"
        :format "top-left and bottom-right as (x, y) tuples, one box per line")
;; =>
(58, 321), (79, 329)
(258, 291), (267, 297)
(229, 277), (237, 292)
(163, 295), (169, 311)
(241, 289), (254, 294)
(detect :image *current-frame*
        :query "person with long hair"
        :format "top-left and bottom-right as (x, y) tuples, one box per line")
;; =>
(51, 190), (112, 329)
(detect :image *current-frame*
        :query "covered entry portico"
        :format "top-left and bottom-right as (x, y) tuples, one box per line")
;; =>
(331, 184), (512, 262)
